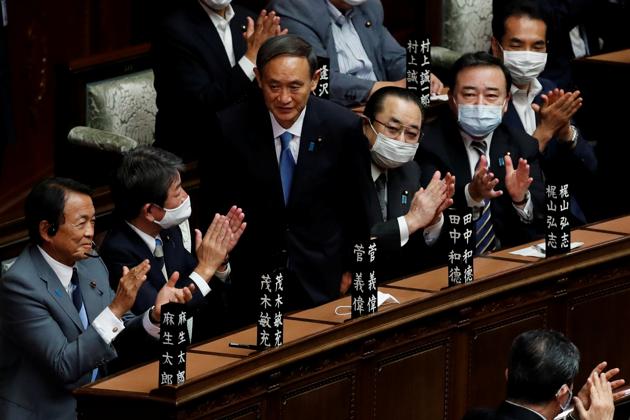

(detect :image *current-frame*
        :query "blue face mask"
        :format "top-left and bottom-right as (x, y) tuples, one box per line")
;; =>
(457, 103), (504, 138)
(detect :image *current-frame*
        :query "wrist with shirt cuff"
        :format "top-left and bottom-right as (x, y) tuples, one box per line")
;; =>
(238, 56), (256, 81)
(189, 271), (212, 296)
(465, 183), (485, 208)
(214, 261), (231, 283)
(397, 216), (410, 247)
(511, 191), (530, 206)
(93, 307), (126, 345)
(142, 308), (161, 339)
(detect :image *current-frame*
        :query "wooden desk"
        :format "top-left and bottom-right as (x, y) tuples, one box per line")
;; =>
(76, 218), (630, 420)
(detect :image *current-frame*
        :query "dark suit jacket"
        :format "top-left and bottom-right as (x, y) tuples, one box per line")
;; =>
(417, 113), (545, 252)
(204, 94), (368, 326)
(503, 77), (597, 224)
(99, 221), (197, 314)
(464, 401), (547, 420)
(0, 245), (148, 420)
(99, 221), (228, 341)
(362, 158), (441, 281)
(152, 0), (256, 160)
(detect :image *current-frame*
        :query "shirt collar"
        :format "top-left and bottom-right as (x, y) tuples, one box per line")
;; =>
(270, 105), (308, 140)
(199, 1), (235, 27)
(504, 400), (547, 420)
(370, 161), (385, 182)
(37, 245), (74, 289)
(510, 78), (543, 102)
(326, 0), (353, 26)
(126, 221), (160, 254)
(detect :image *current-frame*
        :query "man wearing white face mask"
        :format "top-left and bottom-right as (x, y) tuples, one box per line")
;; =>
(153, 0), (286, 160)
(418, 52), (545, 255)
(266, 0), (444, 107)
(360, 87), (454, 280)
(100, 147), (246, 341)
(491, 0), (597, 225)
(463, 330), (620, 420)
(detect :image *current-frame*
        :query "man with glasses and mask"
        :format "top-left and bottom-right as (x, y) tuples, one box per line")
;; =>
(491, 0), (597, 226)
(359, 87), (454, 280)
(417, 52), (545, 255)
(100, 147), (246, 341)
(464, 329), (621, 420)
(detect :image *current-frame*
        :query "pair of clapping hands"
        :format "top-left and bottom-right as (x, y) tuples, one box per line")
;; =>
(571, 361), (625, 419)
(109, 206), (246, 323)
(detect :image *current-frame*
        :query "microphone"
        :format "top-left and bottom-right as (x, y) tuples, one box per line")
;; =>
(84, 241), (100, 258)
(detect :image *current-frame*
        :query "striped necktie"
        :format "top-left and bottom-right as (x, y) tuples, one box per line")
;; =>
(375, 173), (387, 221)
(471, 140), (496, 255)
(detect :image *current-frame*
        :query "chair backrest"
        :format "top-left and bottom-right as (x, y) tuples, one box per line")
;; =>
(86, 69), (157, 147)
(441, 0), (492, 53)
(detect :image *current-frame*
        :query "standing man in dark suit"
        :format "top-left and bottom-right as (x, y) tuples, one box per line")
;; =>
(418, 52), (545, 254)
(463, 330), (620, 420)
(152, 0), (286, 160)
(360, 86), (454, 280)
(490, 0), (597, 225)
(204, 34), (368, 326)
(0, 178), (193, 420)
(100, 147), (245, 340)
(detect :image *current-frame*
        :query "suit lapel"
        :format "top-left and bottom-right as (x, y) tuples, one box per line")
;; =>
(289, 101), (322, 208)
(230, 11), (248, 59)
(489, 126), (511, 188)
(189, 1), (232, 71)
(31, 247), (84, 331)
(76, 262), (106, 325)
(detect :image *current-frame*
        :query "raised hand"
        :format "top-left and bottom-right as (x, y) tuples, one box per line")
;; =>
(532, 88), (582, 151)
(404, 170), (447, 233)
(574, 371), (614, 420)
(577, 362), (626, 409)
(193, 214), (232, 281)
(468, 155), (502, 202)
(504, 155), (532, 204)
(224, 205), (247, 253)
(243, 10), (288, 63)
(151, 271), (196, 322)
(109, 260), (151, 318)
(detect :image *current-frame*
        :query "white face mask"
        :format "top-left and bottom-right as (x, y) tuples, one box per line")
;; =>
(502, 50), (548, 85)
(343, 0), (368, 6)
(153, 196), (192, 229)
(369, 123), (419, 169)
(457, 103), (504, 138)
(201, 0), (231, 10)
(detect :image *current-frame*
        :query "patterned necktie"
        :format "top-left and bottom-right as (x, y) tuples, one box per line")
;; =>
(154, 237), (167, 281)
(279, 131), (296, 204)
(375, 173), (387, 221)
(471, 140), (496, 255)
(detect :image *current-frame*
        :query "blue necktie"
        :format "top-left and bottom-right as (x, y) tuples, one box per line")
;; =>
(71, 268), (99, 382)
(279, 131), (295, 204)
(471, 140), (496, 255)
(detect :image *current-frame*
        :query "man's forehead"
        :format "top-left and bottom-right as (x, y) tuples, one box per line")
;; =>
(456, 66), (506, 91)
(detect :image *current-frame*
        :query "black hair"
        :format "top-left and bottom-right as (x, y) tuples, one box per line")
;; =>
(111, 146), (183, 221)
(25, 177), (93, 245)
(506, 330), (580, 405)
(492, 0), (548, 43)
(449, 51), (512, 94)
(363, 86), (424, 122)
(256, 34), (318, 77)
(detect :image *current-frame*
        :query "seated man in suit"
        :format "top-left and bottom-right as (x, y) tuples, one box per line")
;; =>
(204, 34), (369, 327)
(360, 86), (454, 280)
(267, 0), (443, 107)
(0, 178), (193, 420)
(417, 52), (545, 254)
(100, 146), (245, 340)
(491, 0), (597, 225)
(152, 0), (286, 160)
(464, 330), (621, 420)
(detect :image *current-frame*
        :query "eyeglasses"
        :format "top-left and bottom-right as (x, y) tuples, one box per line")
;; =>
(373, 119), (422, 143)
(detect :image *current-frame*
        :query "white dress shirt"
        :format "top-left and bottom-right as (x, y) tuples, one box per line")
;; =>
(37, 246), (160, 341)
(270, 107), (307, 163)
(460, 130), (533, 222)
(198, 1), (256, 81)
(510, 78), (543, 136)
(370, 162), (443, 246)
(326, 1), (377, 82)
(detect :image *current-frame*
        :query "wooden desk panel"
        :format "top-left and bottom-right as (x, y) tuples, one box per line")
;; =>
(76, 216), (630, 420)
(584, 48), (630, 64)
(586, 215), (630, 235)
